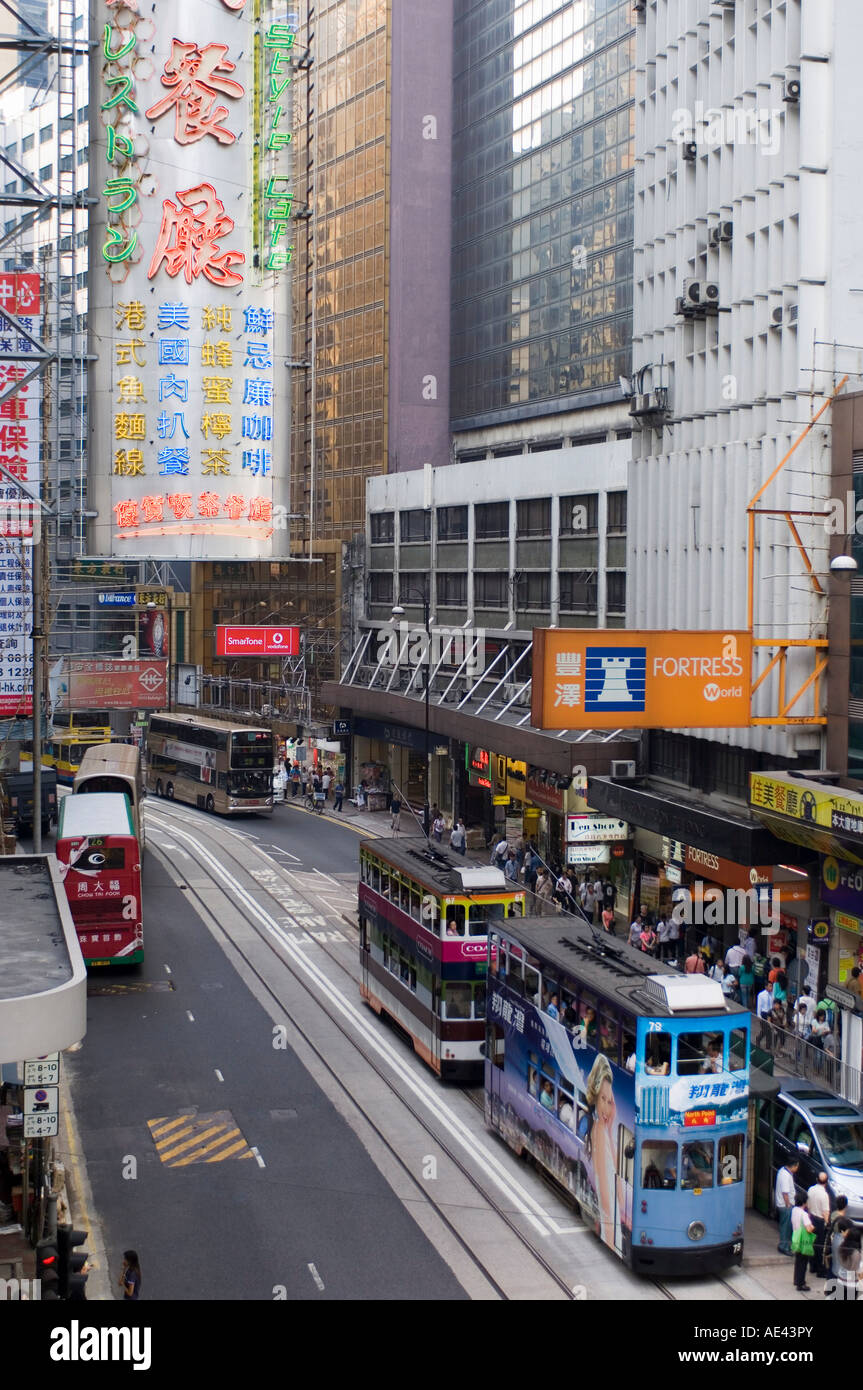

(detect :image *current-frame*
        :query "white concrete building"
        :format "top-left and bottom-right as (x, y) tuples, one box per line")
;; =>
(630, 0), (863, 760)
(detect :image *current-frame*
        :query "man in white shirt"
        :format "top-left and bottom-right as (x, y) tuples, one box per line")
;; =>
(657, 914), (672, 961)
(755, 984), (773, 1046)
(806, 1172), (831, 1277)
(493, 837), (509, 867)
(794, 989), (817, 1036)
(775, 1159), (799, 1254)
(725, 940), (745, 972)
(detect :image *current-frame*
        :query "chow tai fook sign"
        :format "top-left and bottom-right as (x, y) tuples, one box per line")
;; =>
(87, 0), (298, 560)
(216, 625), (300, 657)
(66, 658), (167, 710)
(532, 630), (752, 730)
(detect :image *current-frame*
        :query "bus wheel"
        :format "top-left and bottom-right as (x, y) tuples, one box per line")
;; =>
(156, 780), (163, 798)
(205, 794), (215, 813)
(166, 782), (174, 800)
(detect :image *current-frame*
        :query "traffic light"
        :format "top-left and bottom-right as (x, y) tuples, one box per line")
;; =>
(57, 1224), (88, 1300)
(35, 1237), (60, 1300)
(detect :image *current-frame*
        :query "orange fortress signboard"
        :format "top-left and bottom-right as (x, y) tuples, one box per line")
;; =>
(532, 630), (752, 730)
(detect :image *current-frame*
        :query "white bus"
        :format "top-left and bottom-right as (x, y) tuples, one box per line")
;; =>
(146, 714), (275, 815)
(74, 742), (146, 850)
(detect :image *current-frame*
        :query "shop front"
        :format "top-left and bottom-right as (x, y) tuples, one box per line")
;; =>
(566, 812), (632, 908)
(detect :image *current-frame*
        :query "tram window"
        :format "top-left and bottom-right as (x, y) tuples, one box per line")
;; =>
(681, 1140), (715, 1189)
(474, 983), (487, 1019)
(718, 1134), (744, 1185)
(622, 1024), (636, 1072)
(410, 885), (422, 922)
(371, 861), (381, 891)
(641, 1140), (678, 1190)
(399, 877), (411, 913)
(557, 1082), (575, 1129)
(599, 1013), (619, 1060)
(524, 964), (540, 1003)
(643, 1032), (671, 1075)
(445, 984), (471, 1020)
(578, 1006), (598, 1048)
(380, 868), (390, 898)
(528, 1064), (539, 1098)
(560, 989), (578, 1030)
(444, 904), (465, 937)
(489, 1022), (505, 1070)
(467, 906), (490, 936)
(729, 1027), (748, 1072)
(677, 1032), (717, 1076)
(382, 935), (390, 969)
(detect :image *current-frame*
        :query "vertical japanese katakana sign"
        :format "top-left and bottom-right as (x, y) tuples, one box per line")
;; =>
(87, 1), (298, 559)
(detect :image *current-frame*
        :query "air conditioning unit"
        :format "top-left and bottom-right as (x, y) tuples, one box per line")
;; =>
(680, 140), (698, 162)
(610, 760), (636, 780)
(702, 280), (720, 313)
(783, 74), (801, 103)
(709, 221), (733, 247)
(629, 388), (669, 418)
(675, 294), (692, 318)
(682, 278), (703, 307)
(770, 305), (785, 327)
(787, 302), (799, 325)
(682, 279), (720, 315)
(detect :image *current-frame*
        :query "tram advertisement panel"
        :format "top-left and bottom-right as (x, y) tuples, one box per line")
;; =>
(635, 1016), (749, 1128)
(488, 993), (635, 1259)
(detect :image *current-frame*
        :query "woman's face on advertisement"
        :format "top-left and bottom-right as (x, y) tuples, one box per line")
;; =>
(597, 1077), (615, 1125)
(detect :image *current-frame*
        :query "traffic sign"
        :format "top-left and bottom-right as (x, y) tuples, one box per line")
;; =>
(24, 1085), (58, 1116)
(97, 591), (136, 606)
(24, 1112), (58, 1137)
(24, 1054), (59, 1086)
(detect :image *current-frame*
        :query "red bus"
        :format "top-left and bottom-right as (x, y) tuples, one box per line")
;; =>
(56, 791), (143, 967)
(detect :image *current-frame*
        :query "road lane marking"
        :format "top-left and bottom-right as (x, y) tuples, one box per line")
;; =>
(186, 1010), (195, 1022)
(215, 1069), (225, 1082)
(250, 1146), (266, 1168)
(307, 1263), (325, 1291)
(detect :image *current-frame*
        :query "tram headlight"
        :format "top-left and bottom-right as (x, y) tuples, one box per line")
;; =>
(687, 1220), (706, 1242)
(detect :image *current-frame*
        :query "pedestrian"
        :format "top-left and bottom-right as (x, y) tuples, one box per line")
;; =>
(656, 913), (672, 961)
(824, 1196), (850, 1279)
(602, 878), (616, 913)
(592, 876), (604, 924)
(333, 778), (345, 812)
(775, 1158), (799, 1255)
(755, 980), (774, 1045)
(118, 1249), (142, 1300)
(791, 1195), (815, 1291)
(684, 948), (705, 975)
(390, 792), (402, 833)
(504, 851), (518, 883)
(837, 1221), (862, 1294)
(290, 763), (301, 798)
(639, 920), (657, 955)
(629, 915), (644, 949)
(355, 781), (366, 811)
(601, 902), (615, 934)
(555, 870), (574, 913)
(534, 868), (554, 916)
(737, 955), (755, 1009)
(299, 766), (308, 797)
(432, 813), (445, 842)
(322, 768), (332, 799)
(667, 912), (681, 964)
(524, 848), (540, 893)
(450, 819), (466, 855)
(312, 770), (322, 795)
(848, 965), (863, 999)
(806, 1172), (831, 1278)
(492, 836), (509, 868)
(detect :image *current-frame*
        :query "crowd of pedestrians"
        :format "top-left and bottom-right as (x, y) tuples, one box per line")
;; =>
(775, 1159), (861, 1294)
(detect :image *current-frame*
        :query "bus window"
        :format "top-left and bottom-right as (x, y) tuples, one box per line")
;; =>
(729, 1027), (748, 1072)
(643, 1032), (671, 1075)
(677, 1032), (719, 1076)
(681, 1140), (715, 1189)
(474, 982), (487, 1019)
(718, 1134), (744, 1185)
(599, 1013), (619, 1060)
(444, 983), (471, 1020)
(444, 904), (465, 937)
(641, 1140), (677, 1190)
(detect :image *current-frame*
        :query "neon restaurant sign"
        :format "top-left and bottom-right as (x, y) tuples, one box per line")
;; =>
(88, 1), (298, 561)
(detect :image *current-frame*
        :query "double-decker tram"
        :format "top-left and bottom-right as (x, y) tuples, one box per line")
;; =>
(74, 742), (146, 851)
(146, 713), (274, 815)
(358, 838), (526, 1081)
(56, 791), (143, 967)
(486, 917), (750, 1275)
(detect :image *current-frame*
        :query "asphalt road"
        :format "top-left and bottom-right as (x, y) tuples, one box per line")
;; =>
(60, 800), (467, 1300)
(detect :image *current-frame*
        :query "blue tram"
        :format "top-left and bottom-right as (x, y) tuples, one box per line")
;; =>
(485, 917), (749, 1276)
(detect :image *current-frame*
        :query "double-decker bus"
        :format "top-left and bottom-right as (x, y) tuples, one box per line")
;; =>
(56, 791), (143, 966)
(146, 714), (274, 815)
(52, 709), (113, 742)
(74, 743), (145, 850)
(486, 916), (749, 1275)
(358, 838), (526, 1082)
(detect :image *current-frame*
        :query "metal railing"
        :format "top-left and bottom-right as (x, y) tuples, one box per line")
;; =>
(196, 675), (311, 726)
(754, 1017), (862, 1104)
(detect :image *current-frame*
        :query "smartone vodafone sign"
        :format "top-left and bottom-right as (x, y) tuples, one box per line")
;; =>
(216, 626), (300, 657)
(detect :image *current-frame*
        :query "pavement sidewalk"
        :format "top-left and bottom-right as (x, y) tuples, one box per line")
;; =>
(277, 792), (494, 862)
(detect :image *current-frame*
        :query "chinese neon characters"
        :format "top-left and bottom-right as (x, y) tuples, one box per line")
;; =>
(147, 184), (245, 287)
(145, 41), (244, 146)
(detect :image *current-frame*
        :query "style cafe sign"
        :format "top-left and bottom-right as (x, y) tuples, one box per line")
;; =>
(216, 626), (300, 657)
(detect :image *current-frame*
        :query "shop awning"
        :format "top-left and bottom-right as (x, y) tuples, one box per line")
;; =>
(750, 771), (863, 866)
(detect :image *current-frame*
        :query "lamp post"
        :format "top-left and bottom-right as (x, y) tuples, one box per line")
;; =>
(392, 591), (431, 838)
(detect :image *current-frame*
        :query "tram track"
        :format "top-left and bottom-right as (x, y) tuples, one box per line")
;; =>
(146, 801), (581, 1302)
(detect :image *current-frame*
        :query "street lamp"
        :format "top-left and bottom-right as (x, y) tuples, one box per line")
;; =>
(392, 590), (432, 838)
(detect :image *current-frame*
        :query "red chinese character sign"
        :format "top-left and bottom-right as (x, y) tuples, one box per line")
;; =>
(87, 0), (295, 560)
